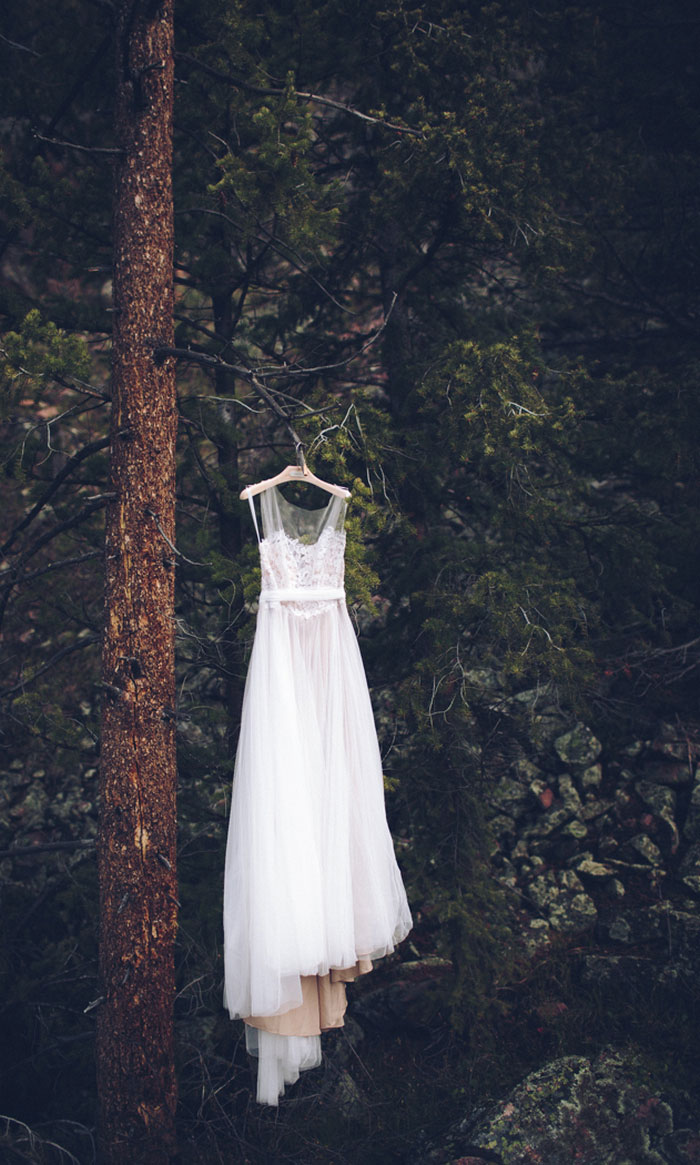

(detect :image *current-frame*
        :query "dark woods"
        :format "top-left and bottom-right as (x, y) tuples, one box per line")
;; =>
(0, 1), (699, 1162)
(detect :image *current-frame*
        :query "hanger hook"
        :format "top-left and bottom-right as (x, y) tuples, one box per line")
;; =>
(294, 441), (307, 474)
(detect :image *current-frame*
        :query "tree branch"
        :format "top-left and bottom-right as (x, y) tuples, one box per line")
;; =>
(0, 839), (96, 858)
(189, 207), (355, 313)
(44, 32), (112, 139)
(33, 131), (123, 156)
(1, 435), (110, 558)
(176, 54), (423, 137)
(154, 347), (305, 450)
(0, 33), (42, 57)
(157, 292), (395, 382)
(0, 634), (100, 699)
(0, 550), (101, 592)
(0, 495), (112, 632)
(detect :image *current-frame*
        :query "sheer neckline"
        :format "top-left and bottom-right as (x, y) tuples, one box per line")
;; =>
(258, 485), (345, 546)
(273, 485), (336, 514)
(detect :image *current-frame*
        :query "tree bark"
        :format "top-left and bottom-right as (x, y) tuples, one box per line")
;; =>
(97, 2), (177, 1161)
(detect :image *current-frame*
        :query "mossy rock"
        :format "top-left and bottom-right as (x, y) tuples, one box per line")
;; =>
(467, 1049), (682, 1164)
(553, 724), (602, 769)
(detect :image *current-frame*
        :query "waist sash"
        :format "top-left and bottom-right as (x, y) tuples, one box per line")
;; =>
(259, 587), (345, 603)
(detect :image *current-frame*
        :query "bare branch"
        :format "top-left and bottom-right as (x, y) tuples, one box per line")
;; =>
(154, 346), (306, 450)
(54, 373), (111, 402)
(159, 290), (395, 461)
(0, 634), (100, 699)
(191, 393), (262, 414)
(176, 54), (423, 137)
(145, 508), (209, 567)
(154, 346), (250, 378)
(33, 131), (123, 156)
(0, 435), (110, 559)
(276, 291), (397, 375)
(157, 293), (395, 383)
(0, 495), (113, 614)
(0, 550), (101, 591)
(254, 218), (356, 315)
(0, 33), (42, 56)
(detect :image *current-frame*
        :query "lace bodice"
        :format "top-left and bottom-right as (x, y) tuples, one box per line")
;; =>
(249, 486), (347, 618)
(260, 528), (346, 592)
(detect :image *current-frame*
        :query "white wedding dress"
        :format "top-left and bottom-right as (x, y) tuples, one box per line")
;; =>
(223, 486), (412, 1104)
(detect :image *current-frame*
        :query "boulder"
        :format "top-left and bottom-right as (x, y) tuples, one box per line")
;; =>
(350, 957), (451, 1034)
(557, 774), (582, 814)
(526, 806), (571, 837)
(628, 834), (663, 866)
(679, 842), (700, 893)
(492, 776), (531, 819)
(523, 918), (551, 953)
(512, 758), (545, 783)
(643, 762), (693, 787)
(560, 819), (588, 841)
(463, 667), (504, 691)
(553, 724), (602, 769)
(527, 873), (557, 910)
(461, 1049), (693, 1165)
(607, 878), (626, 898)
(608, 915), (634, 943)
(530, 713), (572, 747)
(635, 780), (679, 851)
(581, 762), (603, 789)
(573, 856), (616, 879)
(580, 797), (614, 822)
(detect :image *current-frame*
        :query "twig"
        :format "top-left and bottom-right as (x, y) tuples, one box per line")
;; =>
(191, 393), (262, 414)
(145, 509), (210, 567)
(273, 292), (398, 375)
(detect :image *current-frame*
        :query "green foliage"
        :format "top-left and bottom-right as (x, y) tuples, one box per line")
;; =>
(209, 76), (341, 250)
(1, 311), (91, 409)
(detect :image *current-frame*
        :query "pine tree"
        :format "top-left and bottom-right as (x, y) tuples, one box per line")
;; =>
(95, 1), (178, 1160)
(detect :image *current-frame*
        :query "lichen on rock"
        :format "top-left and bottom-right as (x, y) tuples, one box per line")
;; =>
(553, 724), (602, 769)
(435, 1050), (684, 1165)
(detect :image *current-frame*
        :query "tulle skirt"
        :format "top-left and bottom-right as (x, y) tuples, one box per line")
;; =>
(223, 599), (411, 1100)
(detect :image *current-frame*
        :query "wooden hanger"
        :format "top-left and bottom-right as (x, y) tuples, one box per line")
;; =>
(240, 456), (351, 501)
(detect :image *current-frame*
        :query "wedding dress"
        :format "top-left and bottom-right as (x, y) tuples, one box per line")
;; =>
(223, 485), (412, 1104)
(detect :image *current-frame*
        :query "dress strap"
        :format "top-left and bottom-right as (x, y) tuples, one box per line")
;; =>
(247, 493), (261, 543)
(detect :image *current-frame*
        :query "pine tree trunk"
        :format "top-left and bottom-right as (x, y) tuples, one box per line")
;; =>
(97, 1), (177, 1161)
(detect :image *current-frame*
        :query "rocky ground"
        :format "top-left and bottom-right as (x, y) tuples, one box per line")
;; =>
(489, 716), (700, 963)
(3, 694), (700, 1163)
(339, 704), (700, 1165)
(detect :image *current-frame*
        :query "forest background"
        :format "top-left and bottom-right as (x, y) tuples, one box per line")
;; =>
(1, 0), (699, 1162)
